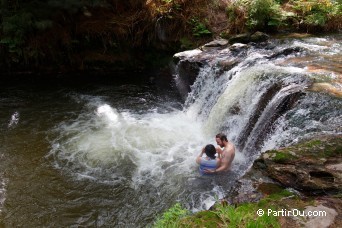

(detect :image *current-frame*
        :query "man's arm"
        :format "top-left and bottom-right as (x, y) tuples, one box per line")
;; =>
(213, 159), (229, 172)
(204, 159), (228, 173)
(204, 151), (232, 173)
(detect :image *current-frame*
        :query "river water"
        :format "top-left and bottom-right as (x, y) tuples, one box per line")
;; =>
(0, 73), (239, 226)
(0, 34), (341, 226)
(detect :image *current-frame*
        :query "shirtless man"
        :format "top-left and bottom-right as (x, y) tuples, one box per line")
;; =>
(204, 133), (235, 174)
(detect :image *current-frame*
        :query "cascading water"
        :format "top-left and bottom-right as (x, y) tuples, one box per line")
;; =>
(0, 35), (341, 227)
(184, 63), (310, 156)
(177, 34), (341, 160)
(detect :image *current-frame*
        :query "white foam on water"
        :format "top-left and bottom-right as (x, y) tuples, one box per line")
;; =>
(49, 102), (224, 184)
(190, 185), (225, 212)
(8, 111), (19, 128)
(292, 40), (329, 52)
(48, 97), (250, 212)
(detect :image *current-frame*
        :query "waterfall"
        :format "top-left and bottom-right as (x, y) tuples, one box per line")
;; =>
(176, 35), (341, 161)
(47, 36), (341, 211)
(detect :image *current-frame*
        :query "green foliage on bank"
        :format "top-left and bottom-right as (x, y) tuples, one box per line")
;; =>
(153, 190), (296, 227)
(189, 18), (212, 37)
(153, 203), (189, 228)
(225, 0), (341, 32)
(0, 0), (341, 72)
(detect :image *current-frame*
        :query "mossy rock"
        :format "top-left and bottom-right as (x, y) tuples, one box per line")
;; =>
(256, 136), (342, 194)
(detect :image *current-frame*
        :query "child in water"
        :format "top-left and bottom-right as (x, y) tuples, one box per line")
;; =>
(196, 144), (220, 175)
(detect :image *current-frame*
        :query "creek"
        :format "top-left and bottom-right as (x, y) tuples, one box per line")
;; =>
(0, 34), (341, 226)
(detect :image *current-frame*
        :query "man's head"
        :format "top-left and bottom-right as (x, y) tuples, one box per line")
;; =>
(215, 133), (228, 147)
(204, 144), (216, 159)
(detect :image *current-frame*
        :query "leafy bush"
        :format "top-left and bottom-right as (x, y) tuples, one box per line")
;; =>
(246, 0), (284, 30)
(189, 18), (212, 37)
(290, 0), (341, 27)
(226, 0), (286, 32)
(225, 0), (341, 32)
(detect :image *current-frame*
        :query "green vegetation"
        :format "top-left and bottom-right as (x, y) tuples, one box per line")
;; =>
(245, 0), (284, 30)
(153, 190), (297, 227)
(189, 18), (212, 37)
(304, 139), (322, 148)
(273, 151), (296, 163)
(212, 202), (280, 227)
(303, 138), (342, 158)
(0, 0), (341, 72)
(225, 0), (341, 33)
(153, 203), (189, 228)
(291, 0), (341, 27)
(267, 137), (341, 161)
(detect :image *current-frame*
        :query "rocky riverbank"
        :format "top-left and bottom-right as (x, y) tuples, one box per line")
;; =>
(154, 136), (342, 227)
(226, 135), (341, 227)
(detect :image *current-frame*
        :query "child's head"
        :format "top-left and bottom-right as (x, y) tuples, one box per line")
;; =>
(204, 144), (216, 159)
